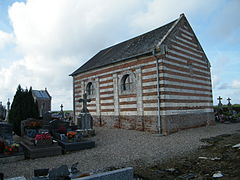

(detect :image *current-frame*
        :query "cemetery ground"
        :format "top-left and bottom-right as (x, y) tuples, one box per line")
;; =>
(1, 123), (240, 179)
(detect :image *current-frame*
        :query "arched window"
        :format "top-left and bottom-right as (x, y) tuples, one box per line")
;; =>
(86, 82), (94, 96)
(121, 74), (133, 91)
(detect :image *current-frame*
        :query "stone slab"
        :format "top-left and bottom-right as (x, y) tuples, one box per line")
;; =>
(20, 142), (61, 159)
(74, 167), (133, 180)
(56, 139), (95, 152)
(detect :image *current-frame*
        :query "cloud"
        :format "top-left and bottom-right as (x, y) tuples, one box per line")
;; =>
(0, 31), (14, 50)
(212, 75), (220, 89)
(232, 80), (240, 89)
(1, 0), (145, 110)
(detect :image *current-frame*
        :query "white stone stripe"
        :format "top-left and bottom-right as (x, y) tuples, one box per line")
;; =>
(144, 103), (157, 107)
(100, 99), (114, 103)
(100, 94), (114, 98)
(119, 97), (137, 102)
(176, 36), (198, 47)
(100, 88), (114, 92)
(181, 33), (192, 40)
(100, 82), (113, 87)
(75, 93), (81, 96)
(74, 84), (81, 88)
(120, 104), (137, 108)
(172, 45), (202, 58)
(179, 27), (194, 37)
(143, 88), (157, 93)
(142, 81), (157, 86)
(101, 106), (114, 109)
(170, 39), (202, 54)
(74, 79), (82, 84)
(142, 74), (157, 80)
(144, 111), (157, 115)
(99, 76), (113, 82)
(142, 67), (157, 73)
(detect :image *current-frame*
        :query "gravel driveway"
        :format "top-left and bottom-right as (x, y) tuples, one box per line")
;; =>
(1, 123), (240, 179)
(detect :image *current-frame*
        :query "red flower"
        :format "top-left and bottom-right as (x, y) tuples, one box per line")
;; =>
(35, 133), (52, 141)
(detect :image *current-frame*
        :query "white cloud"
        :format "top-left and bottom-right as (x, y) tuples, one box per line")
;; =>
(232, 80), (240, 89)
(1, 0), (145, 110)
(0, 31), (14, 50)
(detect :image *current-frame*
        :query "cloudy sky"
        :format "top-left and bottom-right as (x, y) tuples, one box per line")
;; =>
(0, 0), (239, 110)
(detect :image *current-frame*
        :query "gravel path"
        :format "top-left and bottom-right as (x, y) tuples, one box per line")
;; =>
(1, 123), (240, 179)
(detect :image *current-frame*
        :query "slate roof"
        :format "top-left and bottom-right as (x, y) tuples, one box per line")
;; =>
(70, 19), (177, 76)
(32, 90), (51, 100)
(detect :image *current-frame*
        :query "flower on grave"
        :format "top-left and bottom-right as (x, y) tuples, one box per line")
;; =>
(4, 143), (19, 153)
(29, 121), (41, 128)
(67, 131), (77, 139)
(35, 133), (52, 141)
(57, 126), (67, 134)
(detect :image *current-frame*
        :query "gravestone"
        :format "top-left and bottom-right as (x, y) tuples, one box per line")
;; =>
(49, 119), (69, 137)
(20, 119), (61, 159)
(0, 122), (13, 144)
(21, 118), (43, 137)
(77, 93), (93, 130)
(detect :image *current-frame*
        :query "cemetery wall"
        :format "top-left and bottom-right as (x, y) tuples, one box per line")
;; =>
(72, 18), (214, 134)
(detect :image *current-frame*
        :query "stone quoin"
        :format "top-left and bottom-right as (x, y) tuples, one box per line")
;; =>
(70, 14), (214, 135)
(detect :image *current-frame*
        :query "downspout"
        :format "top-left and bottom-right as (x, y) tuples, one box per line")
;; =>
(73, 77), (76, 124)
(152, 49), (162, 135)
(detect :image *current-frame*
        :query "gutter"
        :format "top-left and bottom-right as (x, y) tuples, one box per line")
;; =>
(152, 49), (162, 135)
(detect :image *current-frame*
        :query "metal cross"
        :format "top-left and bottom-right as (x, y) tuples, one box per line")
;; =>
(79, 93), (91, 113)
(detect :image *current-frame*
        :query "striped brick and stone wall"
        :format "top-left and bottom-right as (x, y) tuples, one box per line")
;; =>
(72, 17), (214, 134)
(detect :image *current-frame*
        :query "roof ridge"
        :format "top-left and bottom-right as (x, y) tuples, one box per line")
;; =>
(70, 16), (179, 76)
(100, 19), (178, 52)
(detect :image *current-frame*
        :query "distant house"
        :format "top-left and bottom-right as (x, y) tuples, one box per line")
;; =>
(70, 14), (214, 135)
(32, 89), (51, 117)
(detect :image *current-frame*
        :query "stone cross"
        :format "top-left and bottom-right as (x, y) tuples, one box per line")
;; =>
(217, 96), (223, 107)
(7, 99), (10, 111)
(60, 104), (64, 118)
(79, 93), (91, 113)
(227, 97), (231, 106)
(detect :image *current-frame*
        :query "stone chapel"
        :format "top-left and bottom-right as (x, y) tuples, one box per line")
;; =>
(70, 14), (214, 135)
